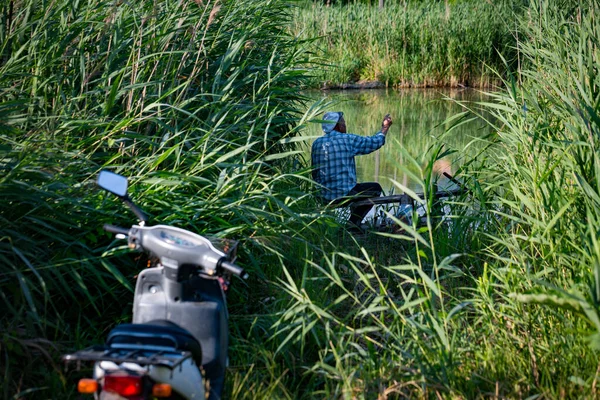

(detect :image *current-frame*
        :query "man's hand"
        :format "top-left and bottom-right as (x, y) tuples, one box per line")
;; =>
(382, 114), (393, 134)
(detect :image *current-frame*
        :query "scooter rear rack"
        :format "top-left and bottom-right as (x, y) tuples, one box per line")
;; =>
(62, 345), (193, 370)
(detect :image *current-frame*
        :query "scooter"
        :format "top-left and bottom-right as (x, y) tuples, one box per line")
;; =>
(63, 170), (248, 400)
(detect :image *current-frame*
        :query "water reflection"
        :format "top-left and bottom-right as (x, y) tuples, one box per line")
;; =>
(303, 88), (492, 194)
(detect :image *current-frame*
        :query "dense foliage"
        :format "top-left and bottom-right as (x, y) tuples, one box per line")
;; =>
(265, 1), (600, 397)
(3, 0), (600, 398)
(0, 0), (319, 396)
(291, 1), (521, 87)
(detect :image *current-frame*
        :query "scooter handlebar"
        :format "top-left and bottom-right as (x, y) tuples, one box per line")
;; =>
(129, 225), (248, 279)
(104, 224), (130, 236)
(219, 259), (249, 280)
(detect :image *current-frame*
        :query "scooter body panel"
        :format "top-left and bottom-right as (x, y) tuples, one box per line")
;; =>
(132, 267), (228, 393)
(132, 268), (168, 320)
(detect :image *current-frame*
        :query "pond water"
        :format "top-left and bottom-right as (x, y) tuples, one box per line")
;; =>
(302, 88), (492, 195)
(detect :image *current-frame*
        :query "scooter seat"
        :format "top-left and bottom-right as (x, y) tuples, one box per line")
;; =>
(106, 320), (202, 365)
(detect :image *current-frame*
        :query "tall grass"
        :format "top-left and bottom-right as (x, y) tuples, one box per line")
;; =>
(463, 0), (600, 359)
(0, 0), (324, 397)
(226, 1), (600, 398)
(291, 1), (520, 88)
(5, 0), (600, 398)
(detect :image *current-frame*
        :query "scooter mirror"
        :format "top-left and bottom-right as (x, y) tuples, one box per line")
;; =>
(97, 170), (128, 197)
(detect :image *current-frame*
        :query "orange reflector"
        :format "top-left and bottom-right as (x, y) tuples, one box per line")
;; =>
(77, 378), (98, 394)
(152, 383), (172, 397)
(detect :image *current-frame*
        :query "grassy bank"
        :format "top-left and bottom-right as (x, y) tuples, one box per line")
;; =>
(0, 0), (321, 396)
(291, 1), (521, 88)
(3, 0), (600, 399)
(267, 0), (600, 398)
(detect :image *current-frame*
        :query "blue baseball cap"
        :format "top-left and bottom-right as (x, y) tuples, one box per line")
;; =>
(322, 111), (343, 133)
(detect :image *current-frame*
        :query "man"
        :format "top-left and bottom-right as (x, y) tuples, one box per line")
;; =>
(312, 111), (393, 229)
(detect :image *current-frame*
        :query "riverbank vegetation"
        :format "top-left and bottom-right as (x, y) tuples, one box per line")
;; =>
(0, 0), (318, 396)
(3, 0), (600, 399)
(278, 1), (600, 397)
(291, 0), (522, 88)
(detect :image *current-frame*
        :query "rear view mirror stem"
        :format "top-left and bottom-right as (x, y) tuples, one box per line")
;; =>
(97, 170), (148, 225)
(122, 196), (148, 226)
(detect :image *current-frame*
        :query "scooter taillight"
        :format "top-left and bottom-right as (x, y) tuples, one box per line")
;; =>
(103, 375), (143, 397)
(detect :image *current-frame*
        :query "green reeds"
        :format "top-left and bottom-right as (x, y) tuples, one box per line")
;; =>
(291, 1), (520, 88)
(6, 0), (600, 397)
(0, 0), (321, 396)
(235, 0), (600, 398)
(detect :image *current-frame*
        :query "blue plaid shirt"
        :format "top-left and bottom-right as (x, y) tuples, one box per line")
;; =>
(311, 130), (386, 201)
